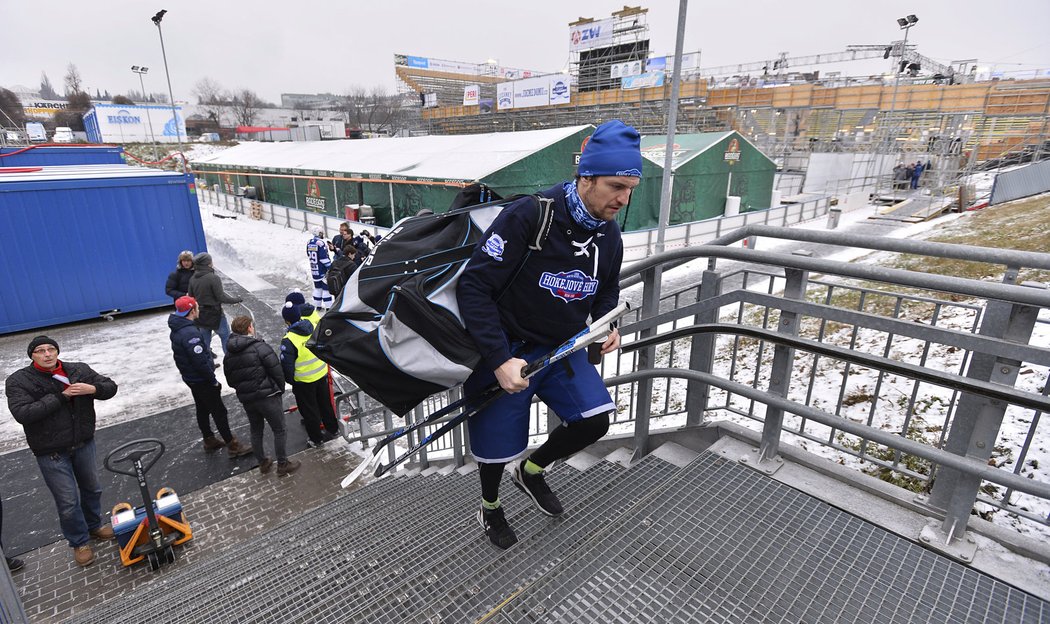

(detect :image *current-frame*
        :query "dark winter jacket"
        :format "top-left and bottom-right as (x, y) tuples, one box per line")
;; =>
(458, 183), (623, 370)
(188, 262), (242, 330)
(325, 255), (358, 297)
(5, 361), (118, 456)
(165, 267), (194, 301)
(169, 313), (218, 385)
(223, 333), (285, 403)
(279, 319), (316, 382)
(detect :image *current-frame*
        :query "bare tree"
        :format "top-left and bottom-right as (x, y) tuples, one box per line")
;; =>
(56, 91), (91, 131)
(340, 86), (406, 136)
(0, 88), (27, 127)
(230, 89), (262, 126)
(64, 63), (83, 96)
(193, 77), (229, 125)
(39, 72), (60, 100)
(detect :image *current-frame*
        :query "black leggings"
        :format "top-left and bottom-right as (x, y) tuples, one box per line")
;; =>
(479, 412), (610, 503)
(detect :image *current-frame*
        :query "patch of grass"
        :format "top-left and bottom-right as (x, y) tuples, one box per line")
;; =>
(890, 194), (1050, 283)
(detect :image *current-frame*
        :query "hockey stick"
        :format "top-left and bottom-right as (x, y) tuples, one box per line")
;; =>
(339, 301), (630, 487)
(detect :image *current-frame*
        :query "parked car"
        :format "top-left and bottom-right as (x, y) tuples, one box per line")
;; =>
(25, 122), (47, 143)
(197, 132), (220, 143)
(4, 130), (26, 143)
(52, 127), (75, 143)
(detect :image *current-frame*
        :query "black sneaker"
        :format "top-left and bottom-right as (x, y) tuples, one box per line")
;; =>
(512, 462), (563, 516)
(6, 557), (24, 573)
(477, 506), (517, 549)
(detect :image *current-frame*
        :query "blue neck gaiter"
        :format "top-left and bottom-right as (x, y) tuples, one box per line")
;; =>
(564, 181), (603, 231)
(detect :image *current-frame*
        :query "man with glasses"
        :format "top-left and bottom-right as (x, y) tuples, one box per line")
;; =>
(5, 336), (118, 567)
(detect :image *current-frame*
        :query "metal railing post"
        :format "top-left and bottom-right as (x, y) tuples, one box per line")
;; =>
(631, 264), (663, 463)
(414, 405), (429, 470)
(685, 269), (723, 426)
(757, 250), (811, 468)
(925, 278), (1044, 546)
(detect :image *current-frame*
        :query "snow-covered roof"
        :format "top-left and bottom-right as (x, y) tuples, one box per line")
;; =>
(0, 164), (181, 183)
(640, 131), (776, 170)
(190, 125), (592, 182)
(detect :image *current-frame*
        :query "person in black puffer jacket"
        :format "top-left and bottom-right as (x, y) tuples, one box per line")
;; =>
(5, 335), (118, 567)
(165, 251), (195, 302)
(224, 316), (299, 477)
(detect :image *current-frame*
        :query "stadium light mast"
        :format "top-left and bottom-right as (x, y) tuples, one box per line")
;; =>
(151, 9), (184, 152)
(882, 14), (918, 196)
(131, 65), (159, 161)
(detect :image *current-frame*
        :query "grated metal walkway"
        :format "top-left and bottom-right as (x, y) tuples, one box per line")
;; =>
(68, 450), (1050, 624)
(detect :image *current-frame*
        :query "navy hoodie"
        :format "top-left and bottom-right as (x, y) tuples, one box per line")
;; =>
(457, 183), (623, 370)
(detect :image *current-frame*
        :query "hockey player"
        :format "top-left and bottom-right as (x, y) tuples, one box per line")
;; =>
(307, 229), (333, 311)
(457, 120), (639, 548)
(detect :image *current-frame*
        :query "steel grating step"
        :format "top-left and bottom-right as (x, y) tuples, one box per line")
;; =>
(431, 454), (681, 624)
(493, 451), (1050, 624)
(310, 457), (632, 623)
(68, 472), (455, 624)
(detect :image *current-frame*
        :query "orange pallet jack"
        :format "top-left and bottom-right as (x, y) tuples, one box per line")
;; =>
(104, 439), (192, 570)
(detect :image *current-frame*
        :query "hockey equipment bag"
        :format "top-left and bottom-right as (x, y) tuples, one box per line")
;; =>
(307, 192), (555, 416)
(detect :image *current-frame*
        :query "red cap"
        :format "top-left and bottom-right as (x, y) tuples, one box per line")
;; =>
(174, 296), (197, 316)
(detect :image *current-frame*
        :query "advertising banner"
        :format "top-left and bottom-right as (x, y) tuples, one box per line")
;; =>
(88, 103), (185, 143)
(463, 85), (480, 106)
(569, 18), (614, 52)
(512, 76), (550, 109)
(549, 76), (571, 105)
(611, 61), (644, 79)
(497, 82), (514, 110)
(621, 72), (666, 90)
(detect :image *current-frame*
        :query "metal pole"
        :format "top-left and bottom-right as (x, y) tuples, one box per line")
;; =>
(655, 0), (688, 255)
(154, 19), (183, 150)
(134, 69), (160, 161)
(883, 22), (912, 197)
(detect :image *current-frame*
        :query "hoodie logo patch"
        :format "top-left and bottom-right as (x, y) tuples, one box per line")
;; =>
(481, 233), (505, 262)
(539, 269), (598, 302)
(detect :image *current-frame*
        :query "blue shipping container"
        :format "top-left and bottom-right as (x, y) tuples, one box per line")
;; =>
(0, 165), (207, 334)
(0, 145), (125, 167)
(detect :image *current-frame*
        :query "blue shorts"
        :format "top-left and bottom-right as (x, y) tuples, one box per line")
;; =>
(465, 342), (614, 463)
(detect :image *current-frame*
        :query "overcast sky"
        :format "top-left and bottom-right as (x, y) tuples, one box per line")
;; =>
(5, 0), (1048, 105)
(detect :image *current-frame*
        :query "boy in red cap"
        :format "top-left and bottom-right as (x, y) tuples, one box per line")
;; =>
(168, 296), (252, 457)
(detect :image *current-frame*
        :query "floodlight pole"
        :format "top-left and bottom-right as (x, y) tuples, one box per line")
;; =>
(883, 15), (917, 197)
(152, 10), (184, 153)
(132, 66), (159, 161)
(655, 0), (688, 256)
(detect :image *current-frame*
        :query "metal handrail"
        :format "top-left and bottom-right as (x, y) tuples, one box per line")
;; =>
(609, 368), (1050, 502)
(623, 323), (1050, 414)
(621, 245), (1050, 308)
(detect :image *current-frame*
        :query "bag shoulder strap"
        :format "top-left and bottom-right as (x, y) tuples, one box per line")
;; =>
(495, 193), (555, 301)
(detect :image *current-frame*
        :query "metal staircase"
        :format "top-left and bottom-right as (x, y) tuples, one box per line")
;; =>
(67, 441), (1050, 623)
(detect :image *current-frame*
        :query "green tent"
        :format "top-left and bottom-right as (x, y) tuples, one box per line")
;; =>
(192, 126), (595, 228)
(639, 131), (775, 225)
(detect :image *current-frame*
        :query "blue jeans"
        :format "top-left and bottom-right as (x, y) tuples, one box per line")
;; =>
(201, 314), (232, 355)
(35, 439), (104, 548)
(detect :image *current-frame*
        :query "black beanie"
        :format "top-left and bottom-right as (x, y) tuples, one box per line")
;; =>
(27, 335), (60, 357)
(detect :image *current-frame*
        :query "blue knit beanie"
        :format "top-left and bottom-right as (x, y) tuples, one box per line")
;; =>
(281, 301), (301, 325)
(577, 120), (643, 178)
(285, 291), (306, 306)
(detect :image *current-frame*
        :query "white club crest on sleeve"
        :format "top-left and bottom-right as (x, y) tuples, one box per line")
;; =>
(481, 233), (506, 262)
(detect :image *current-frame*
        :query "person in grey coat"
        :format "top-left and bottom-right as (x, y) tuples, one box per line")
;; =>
(188, 252), (243, 356)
